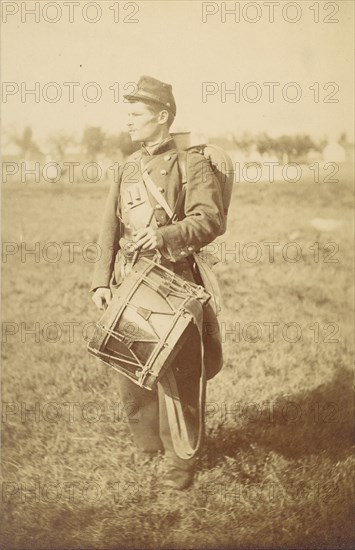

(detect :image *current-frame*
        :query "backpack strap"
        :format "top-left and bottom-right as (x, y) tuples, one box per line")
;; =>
(177, 150), (188, 185)
(172, 150), (188, 221)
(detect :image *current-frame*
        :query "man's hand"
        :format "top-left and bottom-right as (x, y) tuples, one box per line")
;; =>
(133, 227), (164, 251)
(92, 287), (112, 310)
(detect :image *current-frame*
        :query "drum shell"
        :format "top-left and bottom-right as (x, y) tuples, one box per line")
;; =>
(88, 258), (210, 390)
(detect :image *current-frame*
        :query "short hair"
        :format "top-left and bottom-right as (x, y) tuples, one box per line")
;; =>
(129, 99), (175, 128)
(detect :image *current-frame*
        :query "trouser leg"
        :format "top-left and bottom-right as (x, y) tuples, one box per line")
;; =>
(117, 373), (163, 454)
(158, 327), (202, 471)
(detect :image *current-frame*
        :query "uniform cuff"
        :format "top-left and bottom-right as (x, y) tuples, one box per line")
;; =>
(159, 226), (196, 261)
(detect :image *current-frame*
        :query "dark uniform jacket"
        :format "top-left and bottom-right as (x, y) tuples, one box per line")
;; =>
(91, 137), (225, 292)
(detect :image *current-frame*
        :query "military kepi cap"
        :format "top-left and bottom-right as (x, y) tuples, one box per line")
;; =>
(124, 75), (176, 116)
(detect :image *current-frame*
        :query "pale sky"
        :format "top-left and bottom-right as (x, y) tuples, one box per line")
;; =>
(1, 0), (354, 145)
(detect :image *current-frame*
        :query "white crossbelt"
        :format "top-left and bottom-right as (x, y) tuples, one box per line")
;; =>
(140, 161), (174, 218)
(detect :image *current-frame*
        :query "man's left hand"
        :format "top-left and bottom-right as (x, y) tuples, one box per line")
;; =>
(133, 227), (164, 251)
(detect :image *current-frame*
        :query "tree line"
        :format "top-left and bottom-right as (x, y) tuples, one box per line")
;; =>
(6, 126), (349, 163)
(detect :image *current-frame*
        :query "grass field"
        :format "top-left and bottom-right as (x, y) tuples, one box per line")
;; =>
(1, 163), (354, 549)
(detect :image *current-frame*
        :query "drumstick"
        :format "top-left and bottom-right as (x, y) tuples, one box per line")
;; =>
(131, 209), (155, 267)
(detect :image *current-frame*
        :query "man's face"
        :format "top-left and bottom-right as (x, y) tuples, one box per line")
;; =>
(126, 101), (161, 143)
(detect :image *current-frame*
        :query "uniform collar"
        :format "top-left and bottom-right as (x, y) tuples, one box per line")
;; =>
(141, 136), (176, 156)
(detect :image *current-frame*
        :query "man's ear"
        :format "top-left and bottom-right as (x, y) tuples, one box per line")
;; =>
(157, 109), (169, 125)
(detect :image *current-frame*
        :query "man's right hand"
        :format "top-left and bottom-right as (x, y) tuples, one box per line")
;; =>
(92, 287), (112, 310)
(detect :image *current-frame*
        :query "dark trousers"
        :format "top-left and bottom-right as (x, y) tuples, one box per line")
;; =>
(115, 257), (222, 470)
(117, 325), (202, 471)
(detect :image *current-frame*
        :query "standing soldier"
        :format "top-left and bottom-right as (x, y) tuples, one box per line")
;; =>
(91, 75), (224, 489)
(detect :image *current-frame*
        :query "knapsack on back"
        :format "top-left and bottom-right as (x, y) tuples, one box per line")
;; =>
(177, 143), (235, 234)
(174, 144), (234, 316)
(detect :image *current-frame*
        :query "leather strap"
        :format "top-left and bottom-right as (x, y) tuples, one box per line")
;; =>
(140, 154), (207, 460)
(159, 300), (206, 460)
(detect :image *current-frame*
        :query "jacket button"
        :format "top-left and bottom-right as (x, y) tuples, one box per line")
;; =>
(187, 246), (194, 252)
(160, 169), (167, 175)
(164, 155), (171, 161)
(155, 204), (163, 210)
(158, 187), (164, 193)
(156, 221), (161, 227)
(180, 251), (185, 256)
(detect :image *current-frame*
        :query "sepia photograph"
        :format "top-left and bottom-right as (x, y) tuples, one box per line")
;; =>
(1, 1), (354, 548)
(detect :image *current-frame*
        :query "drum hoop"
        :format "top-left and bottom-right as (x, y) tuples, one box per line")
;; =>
(88, 346), (142, 367)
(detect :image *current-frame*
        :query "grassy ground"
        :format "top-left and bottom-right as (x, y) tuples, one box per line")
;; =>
(1, 163), (354, 549)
